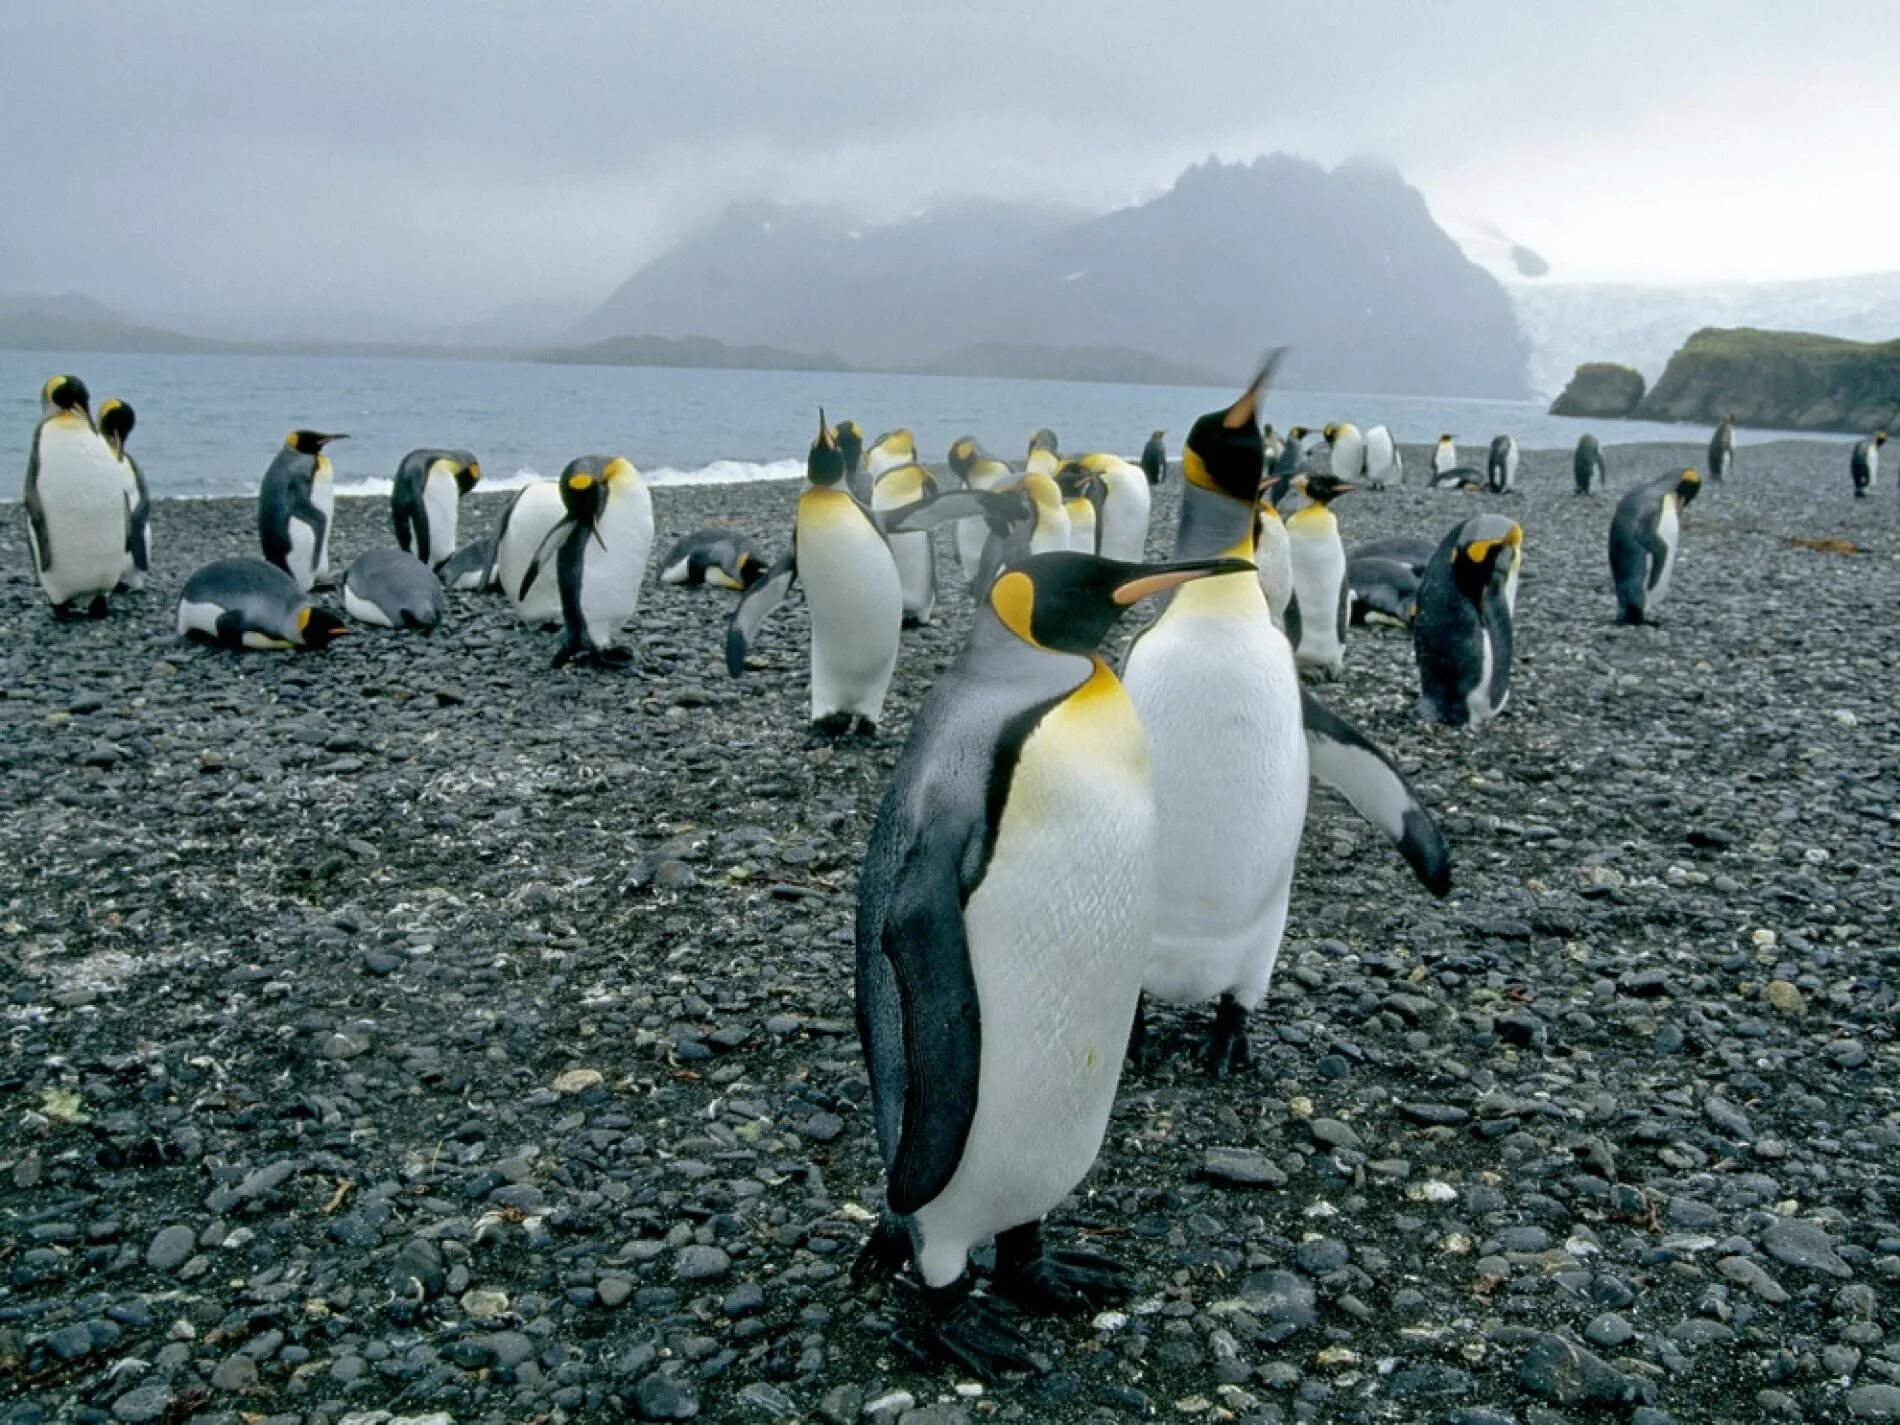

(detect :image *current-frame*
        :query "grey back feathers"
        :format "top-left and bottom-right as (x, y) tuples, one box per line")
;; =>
(344, 548), (447, 629)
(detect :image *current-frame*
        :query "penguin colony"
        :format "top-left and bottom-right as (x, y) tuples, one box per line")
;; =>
(19, 371), (1824, 1375)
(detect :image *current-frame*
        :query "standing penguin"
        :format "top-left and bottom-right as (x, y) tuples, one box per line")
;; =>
(1140, 428), (1167, 485)
(836, 420), (869, 506)
(1486, 434), (1518, 493)
(1056, 462), (1099, 553)
(518, 456), (655, 667)
(1272, 425), (1312, 477)
(1253, 490), (1295, 637)
(177, 558), (349, 651)
(1261, 424), (1285, 468)
(1850, 431), (1886, 498)
(23, 375), (126, 618)
(342, 547), (448, 630)
(1079, 451), (1152, 563)
(1123, 359), (1450, 1075)
(1609, 468), (1700, 624)
(726, 412), (905, 737)
(258, 430), (346, 593)
(97, 398), (152, 592)
(947, 436), (1013, 585)
(872, 460), (942, 625)
(1362, 424), (1399, 489)
(1574, 434), (1607, 494)
(1708, 413), (1736, 484)
(1414, 515), (1522, 726)
(1026, 428), (1061, 478)
(1325, 422), (1366, 483)
(1432, 433), (1458, 478)
(391, 449), (481, 569)
(1285, 473), (1356, 679)
(851, 548), (1249, 1375)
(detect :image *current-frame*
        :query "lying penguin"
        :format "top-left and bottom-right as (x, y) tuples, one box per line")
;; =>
(177, 558), (349, 651)
(342, 548), (447, 630)
(658, 527), (768, 590)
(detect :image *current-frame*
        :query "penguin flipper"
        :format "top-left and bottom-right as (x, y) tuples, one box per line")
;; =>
(1640, 525), (1672, 592)
(1300, 690), (1452, 898)
(1283, 591), (1303, 651)
(23, 445), (53, 575)
(723, 549), (797, 677)
(881, 488), (1019, 538)
(518, 520), (573, 602)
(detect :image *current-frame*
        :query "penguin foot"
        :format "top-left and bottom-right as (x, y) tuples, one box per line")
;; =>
(810, 713), (856, 741)
(992, 1224), (1134, 1313)
(849, 1217), (911, 1288)
(851, 717), (878, 741)
(1124, 996), (1158, 1070)
(894, 1282), (1039, 1381)
(1204, 994), (1253, 1078)
(87, 595), (109, 619)
(595, 646), (635, 670)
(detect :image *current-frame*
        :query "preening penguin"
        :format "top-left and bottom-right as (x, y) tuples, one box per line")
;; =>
(23, 374), (127, 618)
(947, 436), (1013, 585)
(1056, 462), (1099, 553)
(658, 527), (768, 590)
(871, 459), (942, 625)
(836, 420), (868, 505)
(1609, 467), (1700, 624)
(1140, 428), (1167, 485)
(1079, 451), (1152, 563)
(725, 412), (904, 737)
(258, 430), (346, 593)
(1486, 434), (1518, 493)
(1414, 515), (1522, 725)
(852, 549), (1250, 1376)
(1362, 424), (1399, 489)
(517, 456), (655, 667)
(1850, 431), (1886, 498)
(391, 449), (481, 568)
(1708, 413), (1735, 483)
(865, 428), (919, 484)
(342, 547), (448, 630)
(1574, 434), (1607, 494)
(97, 398), (152, 593)
(494, 480), (570, 626)
(1284, 473), (1356, 679)
(1432, 433), (1458, 477)
(177, 557), (349, 651)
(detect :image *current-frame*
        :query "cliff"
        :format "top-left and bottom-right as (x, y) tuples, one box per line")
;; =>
(1635, 328), (1900, 432)
(1550, 363), (1646, 418)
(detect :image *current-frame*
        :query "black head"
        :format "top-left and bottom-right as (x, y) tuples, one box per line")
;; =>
(287, 430), (348, 455)
(832, 420), (864, 474)
(1054, 461), (1097, 500)
(42, 374), (91, 418)
(97, 398), (135, 451)
(1674, 467), (1702, 507)
(808, 409), (845, 487)
(1876, 432), (1889, 448)
(296, 607), (351, 650)
(454, 450), (482, 495)
(735, 551), (767, 588)
(1298, 473), (1358, 505)
(1453, 516), (1522, 597)
(1027, 427), (1060, 458)
(947, 435), (984, 481)
(1183, 348), (1285, 502)
(1150, 428), (1166, 442)
(558, 459), (609, 525)
(987, 552), (1256, 654)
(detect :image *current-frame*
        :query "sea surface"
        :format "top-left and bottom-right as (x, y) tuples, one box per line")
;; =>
(0, 349), (1850, 500)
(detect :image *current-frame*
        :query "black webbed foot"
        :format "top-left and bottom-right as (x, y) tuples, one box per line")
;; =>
(893, 1280), (1040, 1381)
(991, 1223), (1135, 1313)
(1124, 994), (1158, 1070)
(811, 712), (855, 741)
(1204, 994), (1253, 1078)
(850, 1217), (910, 1288)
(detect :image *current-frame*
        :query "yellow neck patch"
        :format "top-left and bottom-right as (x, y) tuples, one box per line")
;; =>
(1182, 447), (1219, 491)
(990, 569), (1038, 646)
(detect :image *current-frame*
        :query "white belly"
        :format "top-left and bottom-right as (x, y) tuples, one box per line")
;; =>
(1124, 574), (1308, 1010)
(911, 674), (1154, 1287)
(1466, 628), (1501, 725)
(1650, 498), (1680, 609)
(1364, 428), (1396, 487)
(177, 597), (223, 640)
(343, 582), (395, 628)
(1434, 441), (1456, 474)
(885, 531), (935, 622)
(576, 484), (655, 648)
(286, 519), (319, 592)
(1331, 435), (1364, 482)
(1067, 504), (1097, 554)
(33, 422), (127, 605)
(1256, 520), (1293, 624)
(1028, 505), (1071, 556)
(1097, 475), (1151, 563)
(498, 483), (567, 624)
(311, 465), (335, 579)
(1289, 533), (1346, 671)
(798, 495), (903, 722)
(955, 518), (989, 584)
(422, 470), (460, 567)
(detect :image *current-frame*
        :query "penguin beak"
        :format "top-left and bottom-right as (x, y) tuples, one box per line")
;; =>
(817, 408), (836, 450)
(1223, 347), (1286, 431)
(1111, 556), (1255, 605)
(1333, 482), (1360, 497)
(316, 433), (349, 449)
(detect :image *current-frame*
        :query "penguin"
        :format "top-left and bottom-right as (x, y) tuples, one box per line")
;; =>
(177, 557), (349, 651)
(1122, 357), (1450, 1075)
(1261, 424), (1284, 468)
(837, 420), (869, 505)
(439, 535), (500, 592)
(1056, 462), (1098, 553)
(1850, 431), (1886, 498)
(1348, 556), (1419, 628)
(1413, 515), (1521, 725)
(518, 456), (655, 667)
(1140, 428), (1167, 486)
(23, 374), (127, 618)
(1284, 473), (1356, 679)
(1574, 434), (1608, 494)
(1325, 422), (1366, 483)
(865, 429), (918, 485)
(1431, 465), (1485, 491)
(658, 527), (768, 590)
(493, 479), (568, 626)
(947, 436), (1013, 585)
(1609, 468), (1700, 625)
(1271, 424), (1312, 477)
(341, 547), (448, 630)
(1253, 489), (1296, 637)
(1708, 413), (1735, 484)
(726, 412), (905, 737)
(1432, 433), (1458, 478)
(1026, 428), (1061, 479)
(872, 460), (942, 625)
(1362, 423), (1399, 489)
(1078, 451), (1152, 563)
(1486, 434), (1518, 493)
(1350, 534), (1437, 573)
(391, 449), (481, 569)
(850, 547), (1251, 1377)
(96, 399), (152, 593)
(258, 430), (346, 593)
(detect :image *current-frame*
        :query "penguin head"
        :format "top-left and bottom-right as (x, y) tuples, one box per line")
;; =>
(454, 451), (482, 495)
(987, 552), (1256, 654)
(1297, 473), (1358, 505)
(1027, 428), (1060, 458)
(286, 430), (348, 456)
(1674, 468), (1702, 507)
(1151, 428), (1167, 442)
(42, 374), (92, 421)
(947, 436), (984, 481)
(1054, 461), (1098, 500)
(807, 410), (846, 487)
(97, 398), (135, 456)
(557, 459), (610, 526)
(833, 420), (864, 473)
(1322, 423), (1339, 443)
(1286, 425), (1308, 442)
(1876, 432), (1890, 448)
(1438, 433), (1455, 443)
(295, 606), (351, 650)
(601, 456), (641, 492)
(1453, 516), (1522, 597)
(735, 552), (768, 589)
(1183, 349), (1284, 503)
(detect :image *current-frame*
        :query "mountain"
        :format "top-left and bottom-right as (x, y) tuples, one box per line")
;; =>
(573, 156), (1533, 398)
(543, 334), (848, 372)
(0, 291), (229, 355)
(917, 342), (1225, 387)
(1635, 328), (1900, 432)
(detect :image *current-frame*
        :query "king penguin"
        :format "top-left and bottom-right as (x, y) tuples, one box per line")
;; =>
(258, 430), (346, 593)
(1140, 428), (1167, 485)
(1079, 451), (1152, 563)
(726, 412), (905, 737)
(1253, 488), (1295, 637)
(1284, 473), (1356, 679)
(658, 527), (768, 590)
(1122, 356), (1451, 1075)
(1609, 467), (1700, 624)
(1432, 433), (1458, 478)
(1574, 434), (1607, 494)
(518, 456), (654, 667)
(1271, 425), (1311, 477)
(1363, 423), (1399, 489)
(836, 420), (869, 505)
(1486, 434), (1518, 493)
(391, 448), (481, 569)
(947, 436), (1013, 585)
(1325, 422), (1366, 483)
(97, 397), (152, 593)
(493, 479), (569, 626)
(1414, 515), (1522, 725)
(871, 458), (941, 625)
(1708, 413), (1736, 484)
(178, 557), (349, 651)
(23, 374), (127, 618)
(1056, 462), (1098, 553)
(1850, 431), (1886, 498)
(1026, 428), (1061, 479)
(851, 548), (1250, 1377)
(342, 547), (448, 630)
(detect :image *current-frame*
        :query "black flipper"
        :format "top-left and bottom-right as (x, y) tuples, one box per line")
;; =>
(517, 519), (574, 602)
(1641, 521), (1673, 593)
(1301, 689), (1452, 897)
(1283, 589), (1303, 649)
(723, 546), (797, 676)
(880, 487), (1024, 537)
(23, 435), (52, 575)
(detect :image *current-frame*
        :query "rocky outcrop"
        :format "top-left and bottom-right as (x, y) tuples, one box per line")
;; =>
(1636, 327), (1900, 432)
(1549, 363), (1646, 418)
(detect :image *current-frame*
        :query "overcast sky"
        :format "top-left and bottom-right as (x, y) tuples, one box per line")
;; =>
(4, 1), (1895, 337)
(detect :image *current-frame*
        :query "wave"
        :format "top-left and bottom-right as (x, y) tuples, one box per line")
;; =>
(331, 457), (805, 498)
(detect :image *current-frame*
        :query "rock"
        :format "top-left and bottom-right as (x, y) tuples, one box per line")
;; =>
(1308, 1117), (1363, 1151)
(597, 1276), (634, 1308)
(1202, 1147), (1288, 1188)
(1717, 1255), (1790, 1303)
(1551, 362), (1646, 419)
(551, 1067), (604, 1095)
(110, 1386), (174, 1424)
(145, 1225), (195, 1271)
(1517, 1332), (1652, 1408)
(674, 1245), (731, 1282)
(1762, 1217), (1852, 1278)
(1763, 979), (1805, 1014)
(1636, 327), (1900, 431)
(211, 1353), (259, 1390)
(1239, 1270), (1316, 1342)
(736, 1382), (798, 1419)
(1847, 1384), (1900, 1420)
(1584, 1313), (1635, 1348)
(634, 1367), (701, 1420)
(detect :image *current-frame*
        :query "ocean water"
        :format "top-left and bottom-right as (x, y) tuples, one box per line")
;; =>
(0, 349), (1849, 500)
